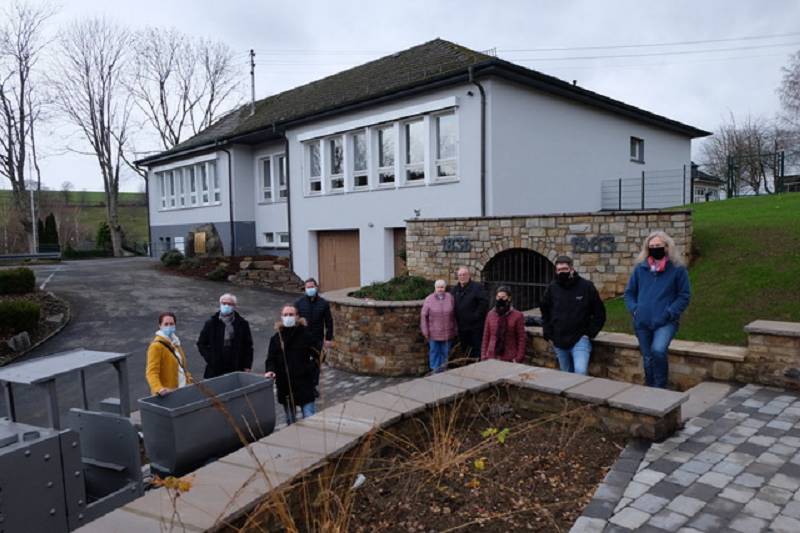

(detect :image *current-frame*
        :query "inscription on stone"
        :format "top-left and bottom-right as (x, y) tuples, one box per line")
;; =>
(571, 235), (616, 253)
(442, 236), (471, 252)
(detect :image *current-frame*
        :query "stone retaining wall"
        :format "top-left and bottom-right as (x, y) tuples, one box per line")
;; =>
(324, 288), (427, 376)
(79, 360), (688, 532)
(528, 320), (800, 392)
(229, 256), (304, 292)
(406, 210), (692, 299)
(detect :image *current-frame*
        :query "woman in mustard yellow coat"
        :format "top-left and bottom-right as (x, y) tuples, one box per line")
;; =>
(146, 312), (192, 396)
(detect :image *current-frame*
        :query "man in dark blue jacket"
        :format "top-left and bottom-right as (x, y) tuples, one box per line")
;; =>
(540, 256), (606, 375)
(295, 278), (334, 394)
(450, 266), (488, 362)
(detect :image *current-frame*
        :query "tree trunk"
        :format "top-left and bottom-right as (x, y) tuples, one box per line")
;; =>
(105, 187), (124, 257)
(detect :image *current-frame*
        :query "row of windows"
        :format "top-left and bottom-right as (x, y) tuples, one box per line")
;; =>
(263, 232), (289, 247)
(304, 111), (457, 195)
(259, 154), (288, 203)
(157, 161), (220, 209)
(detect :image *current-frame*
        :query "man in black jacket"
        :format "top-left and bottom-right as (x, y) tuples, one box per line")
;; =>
(197, 293), (254, 379)
(540, 256), (606, 375)
(450, 266), (488, 362)
(294, 278), (333, 392)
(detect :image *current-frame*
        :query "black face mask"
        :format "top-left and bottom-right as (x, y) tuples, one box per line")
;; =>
(557, 272), (572, 285)
(495, 299), (509, 312)
(649, 247), (666, 260)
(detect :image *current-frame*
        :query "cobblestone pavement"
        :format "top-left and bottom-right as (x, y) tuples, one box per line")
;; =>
(573, 384), (800, 532)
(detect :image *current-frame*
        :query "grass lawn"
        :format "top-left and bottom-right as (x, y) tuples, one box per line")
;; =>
(603, 192), (800, 346)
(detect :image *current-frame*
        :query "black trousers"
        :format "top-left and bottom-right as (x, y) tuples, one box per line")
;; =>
(458, 328), (483, 361)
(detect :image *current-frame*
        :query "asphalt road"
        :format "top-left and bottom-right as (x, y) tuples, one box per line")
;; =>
(0, 257), (293, 426)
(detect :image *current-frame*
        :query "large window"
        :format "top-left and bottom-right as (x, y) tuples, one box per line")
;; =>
(277, 232), (290, 247)
(261, 158), (272, 201)
(156, 160), (218, 210)
(435, 113), (457, 179)
(308, 142), (322, 193)
(329, 137), (344, 191)
(404, 120), (425, 182)
(353, 130), (368, 189)
(377, 125), (395, 185)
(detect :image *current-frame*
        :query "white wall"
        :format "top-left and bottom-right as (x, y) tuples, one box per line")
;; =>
(252, 141), (289, 248)
(488, 78), (692, 215)
(148, 151), (230, 227)
(287, 83), (484, 286)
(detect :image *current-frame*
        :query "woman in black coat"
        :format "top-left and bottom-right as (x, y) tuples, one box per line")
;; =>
(265, 304), (317, 424)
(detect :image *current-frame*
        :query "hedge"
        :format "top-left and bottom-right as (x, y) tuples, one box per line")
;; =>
(0, 267), (36, 295)
(0, 300), (40, 334)
(349, 275), (434, 301)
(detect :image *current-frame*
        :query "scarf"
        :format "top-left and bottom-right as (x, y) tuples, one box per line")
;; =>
(647, 257), (668, 273)
(155, 331), (187, 387)
(220, 312), (235, 347)
(494, 310), (509, 357)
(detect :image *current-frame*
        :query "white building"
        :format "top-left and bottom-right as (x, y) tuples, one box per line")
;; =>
(137, 39), (709, 290)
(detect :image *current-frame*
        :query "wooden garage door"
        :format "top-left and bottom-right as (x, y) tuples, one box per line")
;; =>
(318, 230), (360, 290)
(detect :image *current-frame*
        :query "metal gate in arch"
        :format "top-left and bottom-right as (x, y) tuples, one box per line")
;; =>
(481, 248), (555, 311)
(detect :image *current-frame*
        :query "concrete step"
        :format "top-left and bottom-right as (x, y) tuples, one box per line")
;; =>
(681, 381), (735, 421)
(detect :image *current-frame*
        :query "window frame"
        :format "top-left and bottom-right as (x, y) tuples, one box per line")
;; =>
(264, 232), (275, 246)
(403, 118), (425, 185)
(327, 136), (345, 193)
(307, 141), (322, 194)
(433, 111), (458, 181)
(352, 129), (369, 190)
(376, 124), (396, 187)
(277, 232), (290, 248)
(630, 137), (645, 164)
(260, 157), (273, 202)
(158, 172), (167, 209)
(277, 155), (288, 200)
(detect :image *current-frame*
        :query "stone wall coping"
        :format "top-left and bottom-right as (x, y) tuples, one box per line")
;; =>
(323, 287), (425, 308)
(406, 209), (692, 223)
(606, 384), (688, 417)
(526, 327), (748, 363)
(744, 320), (800, 338)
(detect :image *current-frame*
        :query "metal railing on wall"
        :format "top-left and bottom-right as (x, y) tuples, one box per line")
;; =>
(601, 167), (693, 210)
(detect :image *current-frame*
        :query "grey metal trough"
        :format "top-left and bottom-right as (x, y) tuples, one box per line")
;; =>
(138, 372), (275, 477)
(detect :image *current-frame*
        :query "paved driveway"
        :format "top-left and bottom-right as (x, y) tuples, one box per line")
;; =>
(1, 257), (407, 427)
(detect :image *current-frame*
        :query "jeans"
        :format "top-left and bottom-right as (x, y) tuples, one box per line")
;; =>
(553, 335), (592, 375)
(283, 401), (316, 425)
(635, 323), (677, 388)
(429, 340), (451, 373)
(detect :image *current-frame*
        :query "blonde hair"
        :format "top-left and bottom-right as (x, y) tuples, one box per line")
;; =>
(636, 231), (683, 265)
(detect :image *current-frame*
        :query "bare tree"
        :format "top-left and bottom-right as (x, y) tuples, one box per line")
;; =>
(130, 27), (240, 151)
(701, 113), (788, 196)
(0, 1), (53, 252)
(779, 50), (800, 133)
(52, 18), (134, 257)
(60, 179), (72, 203)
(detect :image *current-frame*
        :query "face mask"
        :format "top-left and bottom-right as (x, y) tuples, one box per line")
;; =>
(305, 287), (318, 298)
(495, 299), (509, 311)
(282, 315), (296, 328)
(220, 304), (234, 315)
(557, 272), (571, 285)
(649, 247), (666, 260)
(161, 325), (176, 337)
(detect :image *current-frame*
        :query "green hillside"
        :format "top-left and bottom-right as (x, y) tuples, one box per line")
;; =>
(603, 193), (800, 346)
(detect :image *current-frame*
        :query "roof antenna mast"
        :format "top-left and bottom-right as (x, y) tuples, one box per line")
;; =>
(249, 49), (256, 116)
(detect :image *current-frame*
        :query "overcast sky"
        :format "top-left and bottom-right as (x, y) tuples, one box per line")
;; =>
(12, 0), (800, 192)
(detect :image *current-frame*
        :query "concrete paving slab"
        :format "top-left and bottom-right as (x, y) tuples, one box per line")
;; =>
(608, 384), (688, 417)
(422, 371), (489, 392)
(258, 422), (359, 457)
(508, 367), (592, 394)
(681, 382), (736, 421)
(564, 377), (634, 405)
(350, 389), (426, 414)
(381, 377), (464, 406)
(75, 507), (180, 533)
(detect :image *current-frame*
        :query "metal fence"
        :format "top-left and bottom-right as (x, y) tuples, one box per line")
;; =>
(601, 167), (694, 210)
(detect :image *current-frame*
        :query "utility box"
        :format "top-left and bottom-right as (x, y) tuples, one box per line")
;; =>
(138, 372), (275, 476)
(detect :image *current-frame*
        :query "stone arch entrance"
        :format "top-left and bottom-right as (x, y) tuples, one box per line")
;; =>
(482, 248), (555, 311)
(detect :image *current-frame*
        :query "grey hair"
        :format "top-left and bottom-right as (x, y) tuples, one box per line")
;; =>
(434, 279), (447, 289)
(457, 266), (470, 275)
(636, 231), (683, 266)
(219, 293), (238, 305)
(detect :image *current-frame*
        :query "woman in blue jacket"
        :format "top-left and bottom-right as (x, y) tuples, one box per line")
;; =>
(624, 231), (691, 389)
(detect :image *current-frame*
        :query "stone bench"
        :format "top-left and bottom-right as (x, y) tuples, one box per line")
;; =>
(77, 360), (687, 532)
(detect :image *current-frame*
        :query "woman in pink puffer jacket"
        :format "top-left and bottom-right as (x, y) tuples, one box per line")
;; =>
(420, 279), (458, 372)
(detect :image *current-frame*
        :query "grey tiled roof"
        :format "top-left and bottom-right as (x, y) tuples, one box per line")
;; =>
(138, 38), (709, 165)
